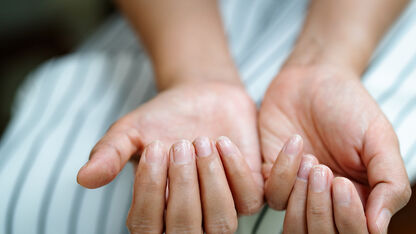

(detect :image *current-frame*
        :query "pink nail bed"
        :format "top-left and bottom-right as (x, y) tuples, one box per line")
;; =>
(194, 137), (212, 157)
(310, 165), (327, 192)
(145, 141), (163, 164)
(217, 136), (236, 156)
(297, 156), (314, 181)
(171, 140), (192, 164)
(283, 134), (302, 157)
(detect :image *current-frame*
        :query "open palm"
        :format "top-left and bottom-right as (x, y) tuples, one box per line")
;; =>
(259, 66), (411, 233)
(78, 81), (263, 188)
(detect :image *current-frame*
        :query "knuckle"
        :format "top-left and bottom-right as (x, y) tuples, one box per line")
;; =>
(168, 224), (200, 234)
(137, 179), (165, 193)
(336, 221), (358, 232)
(172, 168), (197, 187)
(95, 140), (123, 159)
(396, 182), (412, 206)
(126, 216), (160, 234)
(137, 169), (165, 187)
(309, 204), (328, 218)
(167, 209), (201, 233)
(174, 176), (195, 188)
(237, 197), (264, 215)
(266, 198), (286, 211)
(205, 216), (238, 234)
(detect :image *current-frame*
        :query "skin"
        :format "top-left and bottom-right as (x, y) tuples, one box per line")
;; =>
(76, 82), (265, 233)
(77, 1), (263, 233)
(275, 138), (369, 234)
(76, 0), (412, 233)
(126, 137), (258, 234)
(262, 1), (411, 233)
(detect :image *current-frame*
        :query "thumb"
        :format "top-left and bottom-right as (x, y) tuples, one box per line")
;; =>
(363, 121), (411, 234)
(77, 117), (144, 189)
(365, 181), (411, 234)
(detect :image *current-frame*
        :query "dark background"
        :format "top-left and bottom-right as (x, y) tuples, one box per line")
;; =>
(0, 0), (114, 136)
(0, 1), (414, 233)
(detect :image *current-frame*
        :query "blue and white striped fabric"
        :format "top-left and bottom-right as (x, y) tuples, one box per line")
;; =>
(1, 0), (416, 233)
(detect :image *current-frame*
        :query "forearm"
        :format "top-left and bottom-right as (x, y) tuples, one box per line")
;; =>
(284, 0), (409, 75)
(117, 0), (240, 90)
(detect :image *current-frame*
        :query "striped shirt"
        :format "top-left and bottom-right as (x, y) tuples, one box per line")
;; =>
(1, 0), (416, 233)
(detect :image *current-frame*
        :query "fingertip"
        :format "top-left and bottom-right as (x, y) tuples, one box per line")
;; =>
(309, 165), (334, 193)
(170, 139), (195, 164)
(312, 164), (334, 178)
(332, 177), (353, 187)
(76, 155), (120, 189)
(193, 136), (213, 158)
(143, 140), (166, 164)
(332, 177), (352, 205)
(76, 168), (109, 189)
(281, 134), (303, 159)
(297, 154), (319, 181)
(303, 154), (318, 163)
(216, 136), (238, 157)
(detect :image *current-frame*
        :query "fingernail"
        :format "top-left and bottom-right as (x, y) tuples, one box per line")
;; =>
(376, 208), (391, 233)
(310, 165), (327, 192)
(283, 135), (302, 157)
(171, 140), (192, 164)
(194, 137), (212, 157)
(297, 155), (315, 181)
(145, 141), (164, 164)
(333, 178), (351, 205)
(217, 136), (237, 157)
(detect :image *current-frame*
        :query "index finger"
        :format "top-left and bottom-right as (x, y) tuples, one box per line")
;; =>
(126, 141), (168, 234)
(265, 135), (304, 210)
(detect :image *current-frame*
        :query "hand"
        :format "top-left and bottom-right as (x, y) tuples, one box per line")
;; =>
(127, 137), (260, 234)
(260, 65), (411, 233)
(77, 80), (263, 213)
(267, 136), (369, 233)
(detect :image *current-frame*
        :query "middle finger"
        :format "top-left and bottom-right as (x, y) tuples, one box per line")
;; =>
(166, 140), (202, 233)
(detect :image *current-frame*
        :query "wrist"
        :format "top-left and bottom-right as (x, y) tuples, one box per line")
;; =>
(282, 35), (371, 77)
(155, 64), (243, 91)
(277, 61), (359, 84)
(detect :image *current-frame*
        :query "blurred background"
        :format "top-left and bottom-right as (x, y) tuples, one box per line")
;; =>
(0, 1), (415, 233)
(0, 0), (114, 137)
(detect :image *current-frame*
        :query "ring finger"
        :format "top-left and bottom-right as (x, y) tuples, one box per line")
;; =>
(194, 137), (237, 234)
